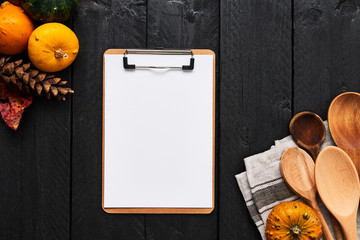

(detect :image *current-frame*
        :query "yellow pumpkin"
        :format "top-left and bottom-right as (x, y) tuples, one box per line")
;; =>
(28, 23), (79, 73)
(265, 201), (323, 240)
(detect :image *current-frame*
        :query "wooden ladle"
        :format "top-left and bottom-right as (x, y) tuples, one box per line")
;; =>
(281, 147), (334, 240)
(289, 111), (325, 160)
(315, 146), (360, 240)
(328, 92), (360, 176)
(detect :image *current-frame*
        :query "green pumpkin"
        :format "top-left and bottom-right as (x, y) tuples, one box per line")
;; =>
(21, 0), (78, 22)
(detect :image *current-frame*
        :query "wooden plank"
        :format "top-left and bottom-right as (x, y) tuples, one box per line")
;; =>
(220, 0), (292, 239)
(147, 0), (219, 49)
(146, 0), (219, 239)
(0, 110), (36, 239)
(0, 63), (71, 238)
(71, 0), (147, 239)
(294, 0), (360, 119)
(32, 73), (72, 239)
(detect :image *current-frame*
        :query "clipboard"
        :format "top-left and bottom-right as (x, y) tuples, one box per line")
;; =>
(102, 49), (215, 214)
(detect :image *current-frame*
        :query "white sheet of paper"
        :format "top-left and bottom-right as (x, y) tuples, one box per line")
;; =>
(104, 53), (213, 208)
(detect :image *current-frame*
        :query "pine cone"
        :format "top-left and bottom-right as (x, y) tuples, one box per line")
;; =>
(0, 56), (74, 101)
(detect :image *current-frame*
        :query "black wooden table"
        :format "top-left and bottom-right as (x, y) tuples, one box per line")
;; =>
(2, 0), (360, 239)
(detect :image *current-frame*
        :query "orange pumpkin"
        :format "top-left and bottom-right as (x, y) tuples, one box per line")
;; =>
(28, 23), (79, 73)
(265, 201), (323, 240)
(0, 1), (34, 55)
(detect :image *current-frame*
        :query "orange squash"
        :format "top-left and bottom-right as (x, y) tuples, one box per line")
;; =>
(28, 23), (79, 73)
(265, 201), (323, 240)
(0, 1), (34, 55)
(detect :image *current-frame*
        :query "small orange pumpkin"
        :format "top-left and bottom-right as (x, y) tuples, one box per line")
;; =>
(28, 23), (79, 73)
(265, 201), (323, 240)
(0, 1), (34, 55)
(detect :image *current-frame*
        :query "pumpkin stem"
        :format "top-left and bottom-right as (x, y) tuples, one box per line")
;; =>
(289, 225), (301, 236)
(55, 48), (68, 59)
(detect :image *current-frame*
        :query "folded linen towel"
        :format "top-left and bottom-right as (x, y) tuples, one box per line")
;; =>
(236, 121), (360, 239)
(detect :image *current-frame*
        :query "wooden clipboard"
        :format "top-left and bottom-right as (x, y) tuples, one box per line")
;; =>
(102, 49), (215, 214)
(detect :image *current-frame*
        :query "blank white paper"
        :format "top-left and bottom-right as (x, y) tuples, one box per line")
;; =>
(104, 53), (213, 208)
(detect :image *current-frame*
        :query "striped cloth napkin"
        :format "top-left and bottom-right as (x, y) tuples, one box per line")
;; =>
(235, 121), (360, 239)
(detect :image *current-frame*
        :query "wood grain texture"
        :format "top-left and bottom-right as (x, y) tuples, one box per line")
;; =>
(147, 0), (219, 49)
(293, 3), (360, 238)
(0, 61), (71, 238)
(71, 0), (146, 239)
(289, 111), (343, 239)
(33, 76), (72, 240)
(315, 146), (360, 240)
(293, 0), (360, 238)
(289, 111), (325, 160)
(0, 110), (36, 239)
(146, 1), (219, 240)
(294, 0), (360, 118)
(220, 0), (292, 239)
(328, 92), (360, 175)
(281, 147), (334, 240)
(4, 0), (360, 238)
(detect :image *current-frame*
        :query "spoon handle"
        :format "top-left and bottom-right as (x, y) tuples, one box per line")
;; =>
(330, 216), (344, 240)
(310, 201), (334, 240)
(340, 214), (358, 240)
(308, 145), (320, 161)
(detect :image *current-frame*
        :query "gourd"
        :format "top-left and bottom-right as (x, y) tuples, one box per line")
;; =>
(0, 1), (34, 55)
(265, 201), (323, 240)
(28, 23), (79, 73)
(21, 0), (78, 22)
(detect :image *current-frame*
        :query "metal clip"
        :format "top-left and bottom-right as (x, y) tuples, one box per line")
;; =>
(123, 49), (195, 70)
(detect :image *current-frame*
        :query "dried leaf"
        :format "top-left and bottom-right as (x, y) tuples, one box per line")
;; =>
(0, 82), (32, 130)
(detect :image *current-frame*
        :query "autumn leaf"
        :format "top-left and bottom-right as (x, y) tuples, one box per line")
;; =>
(0, 82), (32, 130)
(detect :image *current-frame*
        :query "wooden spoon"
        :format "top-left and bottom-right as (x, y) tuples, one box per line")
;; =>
(328, 92), (360, 176)
(315, 146), (360, 240)
(290, 111), (344, 239)
(281, 147), (334, 240)
(289, 111), (325, 160)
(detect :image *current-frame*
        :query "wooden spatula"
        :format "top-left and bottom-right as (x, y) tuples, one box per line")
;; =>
(281, 147), (334, 240)
(315, 146), (360, 240)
